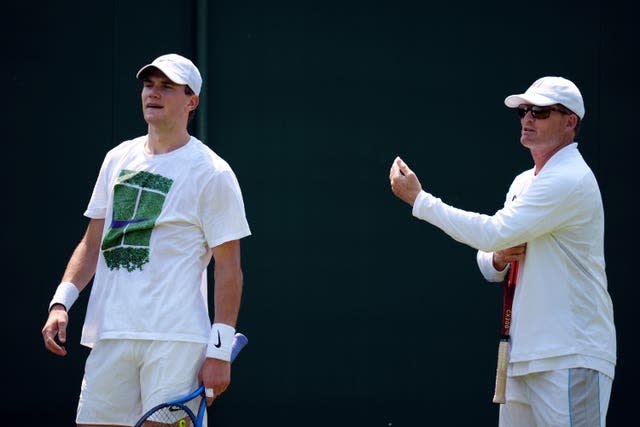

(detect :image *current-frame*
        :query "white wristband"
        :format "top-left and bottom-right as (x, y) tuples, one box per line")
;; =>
(206, 323), (236, 361)
(49, 281), (79, 312)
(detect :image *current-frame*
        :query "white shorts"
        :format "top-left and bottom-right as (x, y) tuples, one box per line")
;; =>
(76, 339), (207, 426)
(499, 368), (613, 427)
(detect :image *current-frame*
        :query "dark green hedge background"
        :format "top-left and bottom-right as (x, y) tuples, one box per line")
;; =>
(4, 1), (637, 425)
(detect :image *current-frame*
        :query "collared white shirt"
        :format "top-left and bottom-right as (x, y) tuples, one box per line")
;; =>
(413, 143), (615, 378)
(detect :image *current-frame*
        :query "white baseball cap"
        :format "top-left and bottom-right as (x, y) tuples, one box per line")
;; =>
(504, 76), (584, 119)
(136, 53), (202, 95)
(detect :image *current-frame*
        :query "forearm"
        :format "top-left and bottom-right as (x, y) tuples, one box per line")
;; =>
(61, 241), (99, 292)
(213, 263), (243, 327)
(50, 218), (103, 310)
(61, 219), (103, 290)
(210, 239), (243, 327)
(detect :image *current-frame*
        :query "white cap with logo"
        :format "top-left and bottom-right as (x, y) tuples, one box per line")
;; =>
(504, 76), (584, 119)
(136, 53), (202, 96)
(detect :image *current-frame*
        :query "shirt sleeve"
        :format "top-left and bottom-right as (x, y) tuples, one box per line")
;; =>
(476, 250), (508, 282)
(199, 169), (251, 248)
(411, 164), (583, 253)
(84, 153), (112, 219)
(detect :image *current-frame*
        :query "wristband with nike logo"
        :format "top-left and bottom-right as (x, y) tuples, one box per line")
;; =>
(206, 323), (235, 361)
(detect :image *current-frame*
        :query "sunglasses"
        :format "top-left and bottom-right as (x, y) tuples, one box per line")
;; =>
(516, 105), (570, 119)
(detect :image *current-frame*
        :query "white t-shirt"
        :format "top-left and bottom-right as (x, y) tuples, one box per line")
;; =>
(80, 136), (251, 348)
(413, 143), (616, 378)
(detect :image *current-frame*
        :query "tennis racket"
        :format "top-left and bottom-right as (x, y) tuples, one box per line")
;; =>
(492, 261), (518, 404)
(134, 332), (248, 427)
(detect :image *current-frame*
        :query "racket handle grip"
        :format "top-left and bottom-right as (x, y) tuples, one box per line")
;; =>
(230, 332), (248, 363)
(492, 339), (509, 404)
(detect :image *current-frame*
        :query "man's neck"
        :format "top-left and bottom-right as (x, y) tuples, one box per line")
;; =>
(531, 140), (573, 175)
(146, 125), (191, 155)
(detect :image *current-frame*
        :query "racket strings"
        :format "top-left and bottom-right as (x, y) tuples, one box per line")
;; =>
(141, 402), (198, 426)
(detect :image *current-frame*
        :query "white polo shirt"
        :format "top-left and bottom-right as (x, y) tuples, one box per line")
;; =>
(412, 143), (615, 378)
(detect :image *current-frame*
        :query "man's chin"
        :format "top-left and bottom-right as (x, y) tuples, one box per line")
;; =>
(144, 114), (163, 125)
(520, 136), (535, 148)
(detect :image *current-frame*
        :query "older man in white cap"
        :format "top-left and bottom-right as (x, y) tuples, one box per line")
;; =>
(42, 53), (251, 426)
(389, 76), (616, 426)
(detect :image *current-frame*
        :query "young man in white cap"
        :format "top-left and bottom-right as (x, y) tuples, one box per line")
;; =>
(41, 53), (251, 426)
(389, 76), (616, 426)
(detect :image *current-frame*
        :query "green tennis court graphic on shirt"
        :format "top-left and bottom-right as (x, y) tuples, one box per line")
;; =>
(101, 170), (174, 271)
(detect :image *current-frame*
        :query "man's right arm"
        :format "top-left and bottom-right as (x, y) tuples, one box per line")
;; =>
(42, 218), (104, 355)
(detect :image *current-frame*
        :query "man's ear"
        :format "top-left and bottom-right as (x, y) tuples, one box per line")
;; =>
(188, 94), (200, 111)
(566, 114), (578, 131)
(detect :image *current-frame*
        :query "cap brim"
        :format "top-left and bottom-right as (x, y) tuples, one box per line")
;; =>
(135, 64), (189, 86)
(504, 93), (557, 108)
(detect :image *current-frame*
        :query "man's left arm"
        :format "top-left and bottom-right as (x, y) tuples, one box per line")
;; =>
(199, 239), (243, 405)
